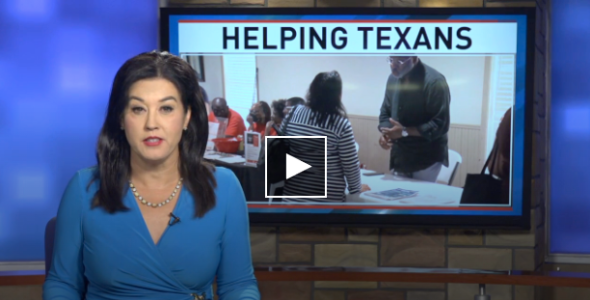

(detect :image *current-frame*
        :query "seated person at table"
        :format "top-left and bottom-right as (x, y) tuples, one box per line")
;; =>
(265, 99), (287, 137)
(280, 71), (370, 202)
(43, 51), (260, 300)
(487, 107), (512, 203)
(208, 97), (247, 138)
(283, 96), (305, 116)
(247, 101), (276, 138)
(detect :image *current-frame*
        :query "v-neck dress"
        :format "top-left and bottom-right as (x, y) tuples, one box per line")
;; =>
(43, 166), (260, 300)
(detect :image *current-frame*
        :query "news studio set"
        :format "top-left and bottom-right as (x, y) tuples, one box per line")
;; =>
(1, 1), (590, 299)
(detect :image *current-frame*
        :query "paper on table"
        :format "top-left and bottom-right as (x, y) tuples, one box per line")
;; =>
(204, 152), (222, 160)
(364, 188), (419, 201)
(216, 118), (229, 138)
(216, 156), (246, 164)
(244, 131), (261, 166)
(207, 122), (219, 151)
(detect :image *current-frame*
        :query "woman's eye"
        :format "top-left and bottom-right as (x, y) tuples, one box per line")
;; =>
(131, 107), (144, 113)
(161, 106), (174, 113)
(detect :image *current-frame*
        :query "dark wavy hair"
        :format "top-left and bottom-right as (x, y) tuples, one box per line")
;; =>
(286, 97), (305, 107)
(90, 51), (216, 218)
(259, 100), (272, 124)
(271, 99), (287, 120)
(306, 71), (347, 127)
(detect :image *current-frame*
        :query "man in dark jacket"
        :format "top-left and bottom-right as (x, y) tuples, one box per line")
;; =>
(379, 56), (451, 182)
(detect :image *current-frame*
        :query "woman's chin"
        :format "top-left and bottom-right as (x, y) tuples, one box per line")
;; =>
(134, 151), (174, 165)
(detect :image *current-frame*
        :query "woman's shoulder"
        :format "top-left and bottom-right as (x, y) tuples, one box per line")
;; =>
(331, 114), (352, 131)
(211, 166), (245, 204)
(293, 104), (308, 114)
(58, 167), (99, 210)
(67, 166), (98, 188)
(335, 113), (351, 124)
(213, 166), (239, 187)
(289, 105), (310, 121)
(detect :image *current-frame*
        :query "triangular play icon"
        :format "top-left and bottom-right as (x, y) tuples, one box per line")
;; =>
(286, 153), (312, 180)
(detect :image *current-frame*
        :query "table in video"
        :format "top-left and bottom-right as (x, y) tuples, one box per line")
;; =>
(204, 151), (267, 202)
(346, 169), (463, 206)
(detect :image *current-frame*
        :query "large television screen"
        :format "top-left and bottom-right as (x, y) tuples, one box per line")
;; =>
(161, 7), (534, 228)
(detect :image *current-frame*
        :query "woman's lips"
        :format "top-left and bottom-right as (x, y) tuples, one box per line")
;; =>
(143, 137), (163, 147)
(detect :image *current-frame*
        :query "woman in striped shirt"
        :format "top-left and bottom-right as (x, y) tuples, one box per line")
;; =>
(280, 71), (370, 202)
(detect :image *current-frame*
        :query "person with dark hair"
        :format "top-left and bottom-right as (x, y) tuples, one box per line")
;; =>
(208, 97), (246, 138)
(487, 107), (512, 203)
(43, 51), (260, 300)
(378, 56), (451, 182)
(247, 101), (275, 138)
(280, 71), (370, 202)
(265, 99), (287, 137)
(283, 96), (306, 116)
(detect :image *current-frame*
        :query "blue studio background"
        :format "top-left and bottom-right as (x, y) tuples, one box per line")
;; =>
(550, 0), (590, 255)
(0, 0), (157, 261)
(0, 0), (589, 263)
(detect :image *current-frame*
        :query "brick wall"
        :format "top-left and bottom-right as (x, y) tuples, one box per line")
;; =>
(164, 0), (549, 299)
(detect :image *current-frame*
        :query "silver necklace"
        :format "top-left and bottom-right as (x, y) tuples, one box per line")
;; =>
(129, 178), (183, 208)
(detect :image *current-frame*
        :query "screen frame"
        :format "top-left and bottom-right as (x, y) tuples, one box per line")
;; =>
(160, 7), (535, 229)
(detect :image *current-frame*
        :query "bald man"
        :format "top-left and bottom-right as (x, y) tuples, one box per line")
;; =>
(208, 97), (246, 138)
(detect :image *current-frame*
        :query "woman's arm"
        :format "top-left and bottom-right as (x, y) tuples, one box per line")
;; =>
(264, 121), (274, 137)
(216, 171), (260, 300)
(414, 79), (451, 141)
(246, 114), (254, 131)
(43, 172), (86, 300)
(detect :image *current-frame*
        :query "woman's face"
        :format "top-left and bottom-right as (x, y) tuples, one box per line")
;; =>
(272, 108), (282, 124)
(122, 78), (191, 164)
(249, 103), (265, 124)
(283, 101), (293, 116)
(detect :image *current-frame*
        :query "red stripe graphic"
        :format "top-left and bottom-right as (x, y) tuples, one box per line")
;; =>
(179, 20), (502, 23)
(248, 204), (513, 211)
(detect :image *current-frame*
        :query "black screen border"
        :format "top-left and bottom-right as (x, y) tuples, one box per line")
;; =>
(160, 7), (535, 230)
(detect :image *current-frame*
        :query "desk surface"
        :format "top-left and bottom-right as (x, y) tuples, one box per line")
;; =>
(205, 155), (465, 206)
(0, 270), (44, 286)
(5, 267), (590, 288)
(346, 169), (464, 206)
(253, 266), (590, 288)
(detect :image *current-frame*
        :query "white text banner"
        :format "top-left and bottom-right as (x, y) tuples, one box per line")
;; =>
(178, 21), (518, 54)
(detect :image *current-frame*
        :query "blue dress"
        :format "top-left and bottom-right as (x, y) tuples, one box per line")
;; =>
(43, 166), (260, 300)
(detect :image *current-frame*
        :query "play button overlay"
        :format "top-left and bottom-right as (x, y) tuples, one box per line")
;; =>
(265, 136), (327, 199)
(286, 154), (312, 180)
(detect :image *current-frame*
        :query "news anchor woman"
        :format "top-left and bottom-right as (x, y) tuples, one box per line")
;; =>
(43, 51), (260, 300)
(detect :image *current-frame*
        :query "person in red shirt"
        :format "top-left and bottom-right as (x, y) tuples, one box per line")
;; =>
(247, 101), (275, 138)
(208, 97), (246, 138)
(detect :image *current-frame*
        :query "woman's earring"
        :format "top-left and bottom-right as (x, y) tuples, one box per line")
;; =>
(183, 127), (187, 131)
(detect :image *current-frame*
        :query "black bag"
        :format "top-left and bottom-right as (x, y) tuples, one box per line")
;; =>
(460, 140), (505, 204)
(264, 108), (296, 184)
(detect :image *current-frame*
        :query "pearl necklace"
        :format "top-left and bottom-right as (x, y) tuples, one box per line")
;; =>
(129, 178), (183, 208)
